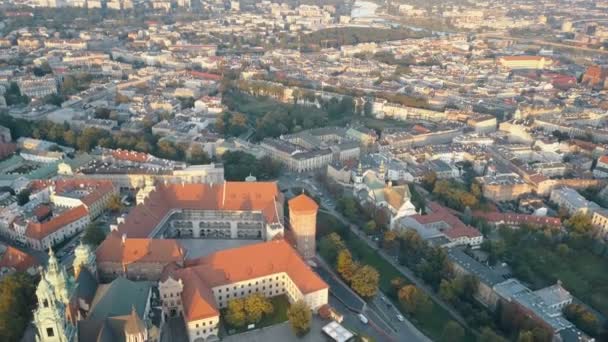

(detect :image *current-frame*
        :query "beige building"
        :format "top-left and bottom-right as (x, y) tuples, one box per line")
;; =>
(159, 240), (329, 342)
(288, 194), (318, 259)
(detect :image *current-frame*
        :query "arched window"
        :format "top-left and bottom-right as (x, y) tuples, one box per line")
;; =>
(43, 299), (49, 308)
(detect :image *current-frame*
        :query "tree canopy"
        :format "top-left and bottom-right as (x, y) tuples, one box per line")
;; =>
(287, 300), (312, 336)
(0, 273), (36, 342)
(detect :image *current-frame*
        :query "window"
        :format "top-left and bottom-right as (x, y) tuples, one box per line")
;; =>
(43, 299), (49, 308)
(46, 328), (54, 337)
(196, 324), (199, 328)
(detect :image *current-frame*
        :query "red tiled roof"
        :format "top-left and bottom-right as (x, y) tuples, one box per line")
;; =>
(410, 202), (481, 240)
(473, 211), (561, 227)
(25, 205), (89, 240)
(96, 234), (185, 264)
(29, 179), (115, 208)
(288, 194), (318, 214)
(598, 155), (608, 165)
(167, 240), (328, 321)
(0, 245), (39, 272)
(111, 149), (149, 163)
(117, 182), (282, 238)
(189, 71), (221, 81)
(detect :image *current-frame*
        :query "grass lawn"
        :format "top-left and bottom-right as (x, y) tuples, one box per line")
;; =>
(222, 295), (290, 335)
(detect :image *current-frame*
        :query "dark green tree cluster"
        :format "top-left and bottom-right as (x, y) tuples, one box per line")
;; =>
(564, 304), (599, 336)
(220, 151), (281, 181)
(215, 112), (249, 137)
(4, 83), (30, 106)
(0, 273), (36, 342)
(299, 27), (427, 48)
(82, 222), (106, 247)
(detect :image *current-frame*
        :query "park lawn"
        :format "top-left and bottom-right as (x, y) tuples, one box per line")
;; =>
(221, 295), (290, 335)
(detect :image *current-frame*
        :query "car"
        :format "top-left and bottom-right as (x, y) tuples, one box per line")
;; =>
(358, 314), (368, 324)
(396, 314), (405, 322)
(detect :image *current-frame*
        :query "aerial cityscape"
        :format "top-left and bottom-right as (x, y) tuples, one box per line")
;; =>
(0, 0), (607, 341)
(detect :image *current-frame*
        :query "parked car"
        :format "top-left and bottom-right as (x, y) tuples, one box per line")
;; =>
(396, 314), (405, 322)
(358, 314), (368, 324)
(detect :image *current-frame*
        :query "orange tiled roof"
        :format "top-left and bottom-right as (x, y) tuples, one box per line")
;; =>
(96, 235), (185, 264)
(411, 202), (481, 240)
(25, 205), (89, 240)
(288, 194), (318, 213)
(166, 240), (328, 322)
(0, 245), (39, 272)
(111, 149), (149, 163)
(118, 182), (282, 238)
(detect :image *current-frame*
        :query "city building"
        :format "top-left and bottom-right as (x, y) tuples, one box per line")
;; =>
(159, 240), (328, 342)
(115, 181), (285, 240)
(95, 234), (185, 282)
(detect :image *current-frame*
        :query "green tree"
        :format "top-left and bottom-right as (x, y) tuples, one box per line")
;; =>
(564, 303), (599, 336)
(187, 144), (210, 164)
(517, 330), (534, 342)
(351, 265), (380, 298)
(478, 327), (507, 342)
(0, 273), (36, 342)
(398, 285), (432, 317)
(16, 189), (31, 206)
(82, 222), (106, 247)
(364, 220), (377, 234)
(319, 233), (346, 263)
(336, 249), (357, 283)
(441, 321), (464, 342)
(287, 300), (312, 336)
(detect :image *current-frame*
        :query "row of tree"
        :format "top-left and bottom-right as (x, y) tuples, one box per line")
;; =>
(319, 233), (380, 299)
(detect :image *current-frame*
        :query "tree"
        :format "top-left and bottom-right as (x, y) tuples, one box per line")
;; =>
(564, 213), (595, 235)
(0, 273), (36, 342)
(564, 303), (599, 336)
(463, 206), (472, 225)
(319, 233), (346, 263)
(107, 194), (124, 213)
(398, 285), (432, 317)
(336, 249), (357, 283)
(441, 321), (464, 342)
(226, 298), (247, 327)
(16, 189), (30, 206)
(478, 327), (508, 342)
(364, 220), (377, 234)
(517, 330), (534, 342)
(243, 293), (273, 323)
(188, 144), (210, 164)
(178, 97), (195, 109)
(351, 265), (380, 298)
(287, 300), (312, 336)
(82, 222), (106, 247)
(43, 94), (64, 106)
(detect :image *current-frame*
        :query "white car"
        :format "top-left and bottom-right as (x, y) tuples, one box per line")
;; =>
(396, 314), (405, 322)
(358, 314), (369, 324)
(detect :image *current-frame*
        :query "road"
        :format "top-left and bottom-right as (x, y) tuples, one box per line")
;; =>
(314, 255), (428, 342)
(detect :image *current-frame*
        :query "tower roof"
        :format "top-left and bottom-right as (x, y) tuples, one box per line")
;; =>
(288, 194), (319, 213)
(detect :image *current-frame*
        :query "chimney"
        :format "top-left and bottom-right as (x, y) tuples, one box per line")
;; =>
(122, 233), (127, 245)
